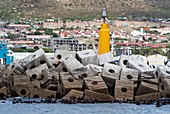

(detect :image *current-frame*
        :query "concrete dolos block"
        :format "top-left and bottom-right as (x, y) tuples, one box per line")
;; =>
(115, 80), (134, 100)
(84, 76), (108, 94)
(77, 50), (98, 65)
(98, 52), (115, 65)
(101, 63), (121, 84)
(120, 67), (139, 81)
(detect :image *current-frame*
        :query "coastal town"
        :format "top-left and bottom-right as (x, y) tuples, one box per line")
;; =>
(0, 17), (170, 58)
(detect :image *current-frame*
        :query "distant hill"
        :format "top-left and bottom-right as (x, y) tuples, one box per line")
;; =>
(0, 0), (170, 20)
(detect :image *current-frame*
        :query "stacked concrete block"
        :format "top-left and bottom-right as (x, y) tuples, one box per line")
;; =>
(98, 52), (115, 65)
(155, 65), (170, 78)
(13, 75), (30, 86)
(142, 77), (158, 85)
(4, 62), (25, 77)
(19, 49), (53, 70)
(54, 50), (76, 64)
(77, 50), (99, 65)
(63, 55), (84, 73)
(1, 48), (169, 103)
(55, 63), (68, 72)
(127, 59), (155, 75)
(26, 64), (48, 80)
(101, 63), (121, 84)
(30, 88), (56, 98)
(120, 67), (139, 82)
(0, 87), (10, 98)
(136, 81), (158, 95)
(84, 90), (114, 102)
(59, 72), (82, 95)
(159, 77), (170, 98)
(135, 92), (160, 101)
(14, 84), (31, 98)
(166, 62), (170, 68)
(72, 65), (94, 80)
(115, 80), (134, 100)
(118, 55), (144, 68)
(88, 64), (103, 76)
(139, 73), (155, 80)
(84, 76), (108, 94)
(62, 89), (84, 100)
(38, 69), (52, 84)
(118, 55), (129, 67)
(29, 80), (41, 89)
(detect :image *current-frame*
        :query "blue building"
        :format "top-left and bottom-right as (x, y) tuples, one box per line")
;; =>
(0, 43), (14, 65)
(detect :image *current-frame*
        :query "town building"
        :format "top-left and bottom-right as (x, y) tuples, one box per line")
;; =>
(47, 38), (88, 51)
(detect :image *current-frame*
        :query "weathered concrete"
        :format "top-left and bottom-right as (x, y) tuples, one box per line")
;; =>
(62, 89), (84, 100)
(25, 63), (48, 80)
(98, 52), (115, 65)
(77, 49), (99, 65)
(13, 75), (30, 86)
(54, 50), (76, 64)
(0, 87), (10, 98)
(115, 80), (134, 100)
(135, 92), (160, 101)
(59, 72), (82, 95)
(155, 65), (170, 78)
(120, 67), (139, 82)
(159, 77), (170, 98)
(84, 90), (114, 102)
(30, 88), (56, 98)
(63, 55), (84, 73)
(88, 64), (103, 76)
(101, 63), (121, 84)
(136, 81), (158, 95)
(19, 49), (53, 70)
(127, 59), (155, 75)
(84, 76), (109, 94)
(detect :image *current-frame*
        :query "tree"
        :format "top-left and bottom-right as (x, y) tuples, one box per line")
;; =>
(34, 31), (42, 35)
(53, 33), (58, 37)
(44, 29), (53, 35)
(166, 44), (170, 48)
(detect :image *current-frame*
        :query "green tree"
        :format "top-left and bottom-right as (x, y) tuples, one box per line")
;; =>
(44, 29), (53, 35)
(34, 31), (42, 35)
(53, 33), (58, 37)
(166, 44), (170, 48)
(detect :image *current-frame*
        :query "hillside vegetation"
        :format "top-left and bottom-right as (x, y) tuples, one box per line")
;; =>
(0, 0), (170, 20)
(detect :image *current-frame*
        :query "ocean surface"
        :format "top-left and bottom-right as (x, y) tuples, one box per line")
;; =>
(0, 99), (169, 114)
